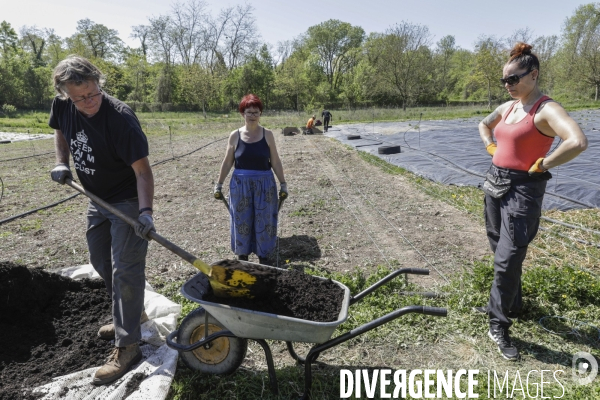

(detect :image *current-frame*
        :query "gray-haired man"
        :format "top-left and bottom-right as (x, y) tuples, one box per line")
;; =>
(49, 55), (155, 385)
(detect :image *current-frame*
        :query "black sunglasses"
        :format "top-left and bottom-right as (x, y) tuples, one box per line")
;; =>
(499, 70), (532, 86)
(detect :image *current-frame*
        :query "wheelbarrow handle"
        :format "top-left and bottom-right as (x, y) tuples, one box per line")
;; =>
(350, 267), (430, 305)
(422, 306), (447, 317)
(404, 268), (429, 275)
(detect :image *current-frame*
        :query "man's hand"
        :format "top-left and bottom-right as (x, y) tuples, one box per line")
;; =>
(528, 158), (547, 177)
(486, 143), (497, 156)
(279, 182), (288, 199)
(214, 183), (223, 199)
(135, 214), (155, 240)
(51, 163), (73, 184)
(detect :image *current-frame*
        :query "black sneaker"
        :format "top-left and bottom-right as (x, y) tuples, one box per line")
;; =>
(488, 326), (519, 361)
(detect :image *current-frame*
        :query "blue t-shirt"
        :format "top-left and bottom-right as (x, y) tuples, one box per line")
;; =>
(48, 93), (149, 202)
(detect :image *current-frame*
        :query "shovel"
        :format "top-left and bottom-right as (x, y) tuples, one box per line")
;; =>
(65, 178), (279, 298)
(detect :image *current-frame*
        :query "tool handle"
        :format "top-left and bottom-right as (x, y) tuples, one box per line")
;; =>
(65, 178), (210, 275)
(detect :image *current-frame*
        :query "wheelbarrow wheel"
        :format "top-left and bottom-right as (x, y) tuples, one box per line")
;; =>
(177, 307), (248, 375)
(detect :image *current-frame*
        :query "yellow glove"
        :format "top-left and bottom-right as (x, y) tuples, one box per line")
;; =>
(486, 143), (497, 156)
(528, 158), (547, 177)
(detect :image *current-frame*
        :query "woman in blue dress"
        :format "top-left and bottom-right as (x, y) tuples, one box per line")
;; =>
(214, 94), (287, 264)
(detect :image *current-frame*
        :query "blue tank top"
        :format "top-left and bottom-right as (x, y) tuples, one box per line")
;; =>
(234, 128), (271, 171)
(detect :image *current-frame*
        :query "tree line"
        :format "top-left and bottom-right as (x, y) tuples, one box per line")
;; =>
(0, 1), (599, 113)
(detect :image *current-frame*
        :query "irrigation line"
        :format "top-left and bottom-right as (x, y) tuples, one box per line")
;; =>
(309, 136), (451, 282)
(539, 227), (600, 250)
(0, 176), (3, 203)
(541, 216), (600, 237)
(0, 137), (228, 226)
(302, 137), (396, 271)
(0, 151), (54, 163)
(0, 193), (81, 225)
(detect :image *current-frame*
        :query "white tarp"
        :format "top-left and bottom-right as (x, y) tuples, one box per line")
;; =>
(30, 264), (181, 400)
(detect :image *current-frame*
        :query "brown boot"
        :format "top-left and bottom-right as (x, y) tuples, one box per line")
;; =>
(97, 311), (149, 340)
(92, 343), (142, 385)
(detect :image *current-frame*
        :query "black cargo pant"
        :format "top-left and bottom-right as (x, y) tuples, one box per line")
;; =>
(484, 165), (547, 329)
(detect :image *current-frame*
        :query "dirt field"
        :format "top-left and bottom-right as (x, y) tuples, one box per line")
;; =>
(0, 129), (488, 284)
(0, 128), (509, 397)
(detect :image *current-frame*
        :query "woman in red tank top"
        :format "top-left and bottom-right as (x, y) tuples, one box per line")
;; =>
(476, 42), (587, 362)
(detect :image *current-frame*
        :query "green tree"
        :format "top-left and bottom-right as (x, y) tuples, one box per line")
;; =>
(223, 44), (274, 108)
(558, 3), (600, 100)
(433, 35), (458, 102)
(180, 64), (216, 117)
(273, 47), (310, 110)
(0, 21), (18, 57)
(471, 36), (505, 109)
(364, 22), (433, 110)
(305, 20), (364, 95)
(67, 19), (123, 61)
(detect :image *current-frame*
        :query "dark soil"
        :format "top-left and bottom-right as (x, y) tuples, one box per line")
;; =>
(205, 269), (345, 322)
(123, 372), (146, 399)
(0, 262), (114, 400)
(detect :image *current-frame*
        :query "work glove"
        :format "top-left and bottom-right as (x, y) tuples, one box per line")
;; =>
(486, 143), (497, 157)
(279, 182), (288, 199)
(214, 183), (223, 200)
(135, 214), (155, 240)
(528, 158), (547, 177)
(50, 163), (73, 184)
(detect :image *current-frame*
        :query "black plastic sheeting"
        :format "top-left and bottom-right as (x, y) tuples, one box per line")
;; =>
(326, 110), (599, 211)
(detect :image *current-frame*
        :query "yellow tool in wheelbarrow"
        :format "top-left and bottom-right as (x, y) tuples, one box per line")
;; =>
(65, 178), (278, 298)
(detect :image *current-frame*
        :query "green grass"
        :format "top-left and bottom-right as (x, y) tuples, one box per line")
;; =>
(2, 100), (598, 133)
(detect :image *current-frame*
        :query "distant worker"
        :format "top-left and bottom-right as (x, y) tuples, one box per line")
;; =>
(322, 109), (333, 132)
(49, 56), (155, 385)
(214, 94), (288, 265)
(476, 42), (587, 361)
(306, 114), (316, 135)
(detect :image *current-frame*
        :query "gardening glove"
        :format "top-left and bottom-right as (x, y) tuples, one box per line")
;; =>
(528, 158), (547, 177)
(50, 163), (73, 184)
(214, 183), (223, 200)
(135, 214), (155, 240)
(279, 182), (288, 199)
(486, 143), (497, 157)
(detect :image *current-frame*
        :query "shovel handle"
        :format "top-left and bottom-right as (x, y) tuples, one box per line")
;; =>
(64, 178), (208, 274)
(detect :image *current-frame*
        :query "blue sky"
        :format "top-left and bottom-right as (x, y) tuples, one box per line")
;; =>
(3, 0), (590, 51)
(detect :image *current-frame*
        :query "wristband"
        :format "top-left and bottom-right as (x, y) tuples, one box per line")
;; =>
(139, 207), (153, 215)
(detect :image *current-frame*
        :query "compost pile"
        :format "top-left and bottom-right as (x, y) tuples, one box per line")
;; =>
(0, 262), (113, 400)
(206, 269), (345, 321)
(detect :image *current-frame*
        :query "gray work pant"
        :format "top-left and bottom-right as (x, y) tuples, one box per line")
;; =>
(484, 165), (546, 329)
(86, 199), (147, 347)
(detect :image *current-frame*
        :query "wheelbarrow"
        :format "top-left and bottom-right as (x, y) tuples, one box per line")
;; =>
(166, 263), (447, 399)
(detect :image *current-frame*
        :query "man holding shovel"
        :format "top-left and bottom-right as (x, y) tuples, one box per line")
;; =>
(48, 56), (155, 385)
